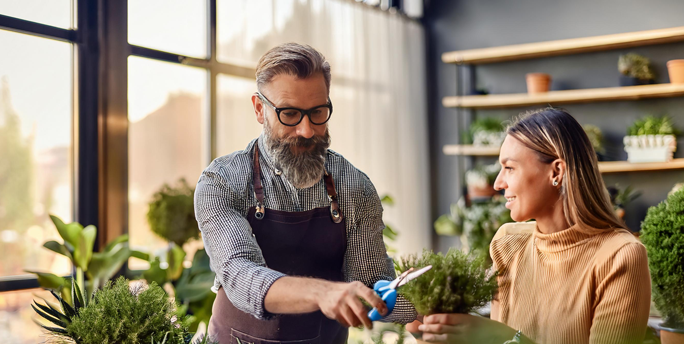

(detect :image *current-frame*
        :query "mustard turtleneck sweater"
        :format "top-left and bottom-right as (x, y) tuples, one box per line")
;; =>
(489, 222), (651, 344)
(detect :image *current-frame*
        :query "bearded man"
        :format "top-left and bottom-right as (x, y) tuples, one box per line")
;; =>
(194, 43), (416, 344)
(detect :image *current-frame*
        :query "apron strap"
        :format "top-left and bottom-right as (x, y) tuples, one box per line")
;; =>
(253, 140), (344, 223)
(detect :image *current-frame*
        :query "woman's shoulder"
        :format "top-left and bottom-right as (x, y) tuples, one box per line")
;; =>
(490, 222), (535, 267)
(593, 228), (646, 265)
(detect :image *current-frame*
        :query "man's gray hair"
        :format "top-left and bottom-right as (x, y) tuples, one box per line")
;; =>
(255, 43), (331, 93)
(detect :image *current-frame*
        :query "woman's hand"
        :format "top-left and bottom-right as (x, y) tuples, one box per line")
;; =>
(415, 313), (517, 343)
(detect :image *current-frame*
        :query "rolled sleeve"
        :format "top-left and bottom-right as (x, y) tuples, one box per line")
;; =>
(195, 167), (285, 320)
(343, 175), (417, 324)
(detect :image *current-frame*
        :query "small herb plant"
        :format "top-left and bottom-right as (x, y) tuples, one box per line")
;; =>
(147, 178), (199, 247)
(396, 249), (497, 315)
(465, 163), (500, 189)
(618, 53), (655, 81)
(462, 117), (505, 145)
(627, 115), (678, 136)
(640, 188), (684, 329)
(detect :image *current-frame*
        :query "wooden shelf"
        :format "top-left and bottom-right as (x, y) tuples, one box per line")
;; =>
(442, 26), (684, 64)
(598, 159), (684, 173)
(442, 144), (500, 156)
(443, 145), (684, 173)
(442, 84), (684, 109)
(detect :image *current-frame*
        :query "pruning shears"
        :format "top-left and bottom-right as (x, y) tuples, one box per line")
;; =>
(367, 265), (432, 321)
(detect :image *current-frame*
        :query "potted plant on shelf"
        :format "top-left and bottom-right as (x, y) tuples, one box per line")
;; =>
(396, 249), (498, 343)
(640, 188), (684, 344)
(607, 184), (641, 220)
(433, 196), (512, 255)
(667, 59), (684, 84)
(583, 124), (606, 161)
(624, 115), (678, 163)
(468, 117), (506, 147)
(465, 162), (501, 200)
(618, 53), (655, 86)
(525, 73), (551, 94)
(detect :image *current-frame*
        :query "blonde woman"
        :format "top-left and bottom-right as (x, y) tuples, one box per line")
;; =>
(411, 108), (651, 344)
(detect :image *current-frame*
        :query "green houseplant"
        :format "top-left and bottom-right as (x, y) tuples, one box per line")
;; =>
(624, 115), (679, 163)
(32, 276), (217, 344)
(434, 196), (512, 255)
(607, 184), (642, 220)
(465, 117), (506, 147)
(582, 124), (606, 160)
(465, 162), (501, 200)
(395, 249), (497, 316)
(147, 178), (200, 247)
(640, 188), (684, 343)
(618, 53), (655, 86)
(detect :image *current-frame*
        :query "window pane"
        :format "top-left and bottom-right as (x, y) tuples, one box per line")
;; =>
(128, 56), (207, 269)
(0, 288), (54, 344)
(128, 0), (207, 58)
(0, 0), (74, 29)
(0, 30), (73, 278)
(216, 74), (262, 156)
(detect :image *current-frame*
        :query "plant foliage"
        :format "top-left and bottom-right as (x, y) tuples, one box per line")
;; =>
(640, 188), (684, 329)
(395, 249), (497, 315)
(618, 53), (655, 80)
(627, 115), (678, 136)
(147, 178), (199, 247)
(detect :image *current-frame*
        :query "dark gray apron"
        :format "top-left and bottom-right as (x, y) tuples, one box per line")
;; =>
(208, 143), (348, 344)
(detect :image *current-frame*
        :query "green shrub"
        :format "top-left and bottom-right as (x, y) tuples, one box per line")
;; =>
(640, 188), (684, 329)
(147, 179), (199, 247)
(583, 124), (605, 155)
(66, 277), (190, 344)
(627, 115), (678, 136)
(396, 249), (497, 315)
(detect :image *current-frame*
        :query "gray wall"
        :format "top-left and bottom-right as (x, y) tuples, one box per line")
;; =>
(423, 0), (684, 251)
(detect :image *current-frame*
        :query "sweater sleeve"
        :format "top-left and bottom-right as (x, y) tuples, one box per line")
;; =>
(589, 242), (651, 344)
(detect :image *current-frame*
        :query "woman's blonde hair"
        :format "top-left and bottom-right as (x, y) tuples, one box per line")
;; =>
(507, 107), (624, 233)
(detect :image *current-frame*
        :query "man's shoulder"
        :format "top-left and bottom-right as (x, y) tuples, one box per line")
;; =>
(206, 139), (257, 174)
(326, 149), (373, 192)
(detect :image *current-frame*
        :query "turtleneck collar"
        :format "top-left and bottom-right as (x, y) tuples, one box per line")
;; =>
(533, 223), (597, 253)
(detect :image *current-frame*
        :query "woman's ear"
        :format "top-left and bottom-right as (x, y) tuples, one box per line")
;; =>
(551, 159), (566, 186)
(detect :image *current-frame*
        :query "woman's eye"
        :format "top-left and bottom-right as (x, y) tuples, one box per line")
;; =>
(504, 166), (513, 171)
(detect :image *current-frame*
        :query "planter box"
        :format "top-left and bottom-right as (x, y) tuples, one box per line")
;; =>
(623, 135), (677, 163)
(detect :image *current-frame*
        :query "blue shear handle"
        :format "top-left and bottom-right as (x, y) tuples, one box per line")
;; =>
(367, 280), (397, 321)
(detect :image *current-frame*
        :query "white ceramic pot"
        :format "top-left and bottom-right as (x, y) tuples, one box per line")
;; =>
(623, 134), (677, 163)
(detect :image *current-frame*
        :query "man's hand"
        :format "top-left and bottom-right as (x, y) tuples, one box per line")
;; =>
(315, 281), (388, 329)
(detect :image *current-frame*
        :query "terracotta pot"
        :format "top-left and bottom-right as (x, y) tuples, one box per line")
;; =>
(467, 185), (497, 200)
(660, 328), (684, 344)
(526, 73), (551, 94)
(667, 60), (684, 84)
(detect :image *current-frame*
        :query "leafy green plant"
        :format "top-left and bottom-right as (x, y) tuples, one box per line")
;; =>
(640, 188), (684, 329)
(465, 163), (500, 189)
(147, 178), (199, 247)
(31, 277), (86, 337)
(627, 115), (678, 136)
(26, 215), (147, 303)
(583, 124), (605, 155)
(607, 184), (642, 209)
(462, 117), (505, 145)
(395, 249), (497, 315)
(33, 277), (196, 344)
(618, 53), (655, 80)
(434, 196), (512, 255)
(380, 194), (399, 255)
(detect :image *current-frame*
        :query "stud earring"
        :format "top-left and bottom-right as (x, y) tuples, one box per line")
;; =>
(553, 179), (559, 186)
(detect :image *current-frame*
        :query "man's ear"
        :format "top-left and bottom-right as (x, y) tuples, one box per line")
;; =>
(551, 159), (566, 185)
(252, 93), (265, 124)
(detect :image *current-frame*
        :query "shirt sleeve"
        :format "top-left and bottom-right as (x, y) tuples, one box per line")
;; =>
(343, 175), (417, 324)
(194, 166), (285, 320)
(589, 242), (651, 344)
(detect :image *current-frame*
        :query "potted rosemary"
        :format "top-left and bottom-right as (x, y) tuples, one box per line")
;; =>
(640, 188), (684, 344)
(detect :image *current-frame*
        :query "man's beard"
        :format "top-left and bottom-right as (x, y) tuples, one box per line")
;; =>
(263, 117), (331, 189)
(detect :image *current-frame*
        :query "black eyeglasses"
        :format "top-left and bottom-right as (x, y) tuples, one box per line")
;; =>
(256, 91), (333, 127)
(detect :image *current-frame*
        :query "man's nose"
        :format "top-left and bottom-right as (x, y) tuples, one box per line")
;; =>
(295, 115), (315, 139)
